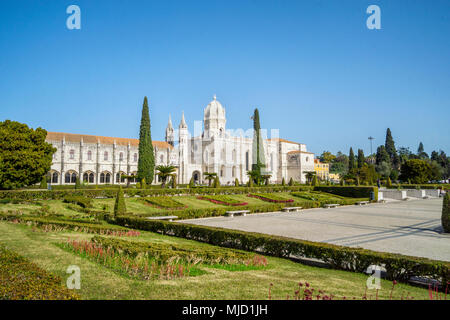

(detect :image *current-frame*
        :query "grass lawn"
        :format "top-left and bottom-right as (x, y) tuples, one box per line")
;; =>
(0, 220), (430, 300)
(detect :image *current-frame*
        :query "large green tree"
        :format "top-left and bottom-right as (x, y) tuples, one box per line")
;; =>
(385, 128), (400, 168)
(0, 120), (56, 190)
(137, 97), (155, 183)
(399, 159), (432, 183)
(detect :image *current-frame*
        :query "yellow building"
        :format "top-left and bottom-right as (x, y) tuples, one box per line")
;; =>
(328, 173), (340, 182)
(314, 159), (329, 181)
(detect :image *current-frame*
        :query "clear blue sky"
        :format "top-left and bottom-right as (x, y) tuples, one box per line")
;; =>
(1, 0), (449, 156)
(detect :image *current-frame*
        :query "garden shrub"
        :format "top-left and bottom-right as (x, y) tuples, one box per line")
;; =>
(142, 196), (186, 209)
(62, 195), (92, 208)
(0, 245), (79, 300)
(114, 216), (450, 284)
(114, 186), (126, 216)
(91, 236), (257, 265)
(443, 193), (450, 233)
(313, 186), (378, 202)
(248, 193), (294, 203)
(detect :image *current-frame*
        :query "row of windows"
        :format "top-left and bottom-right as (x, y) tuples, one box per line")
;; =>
(50, 171), (137, 184)
(56, 150), (168, 163)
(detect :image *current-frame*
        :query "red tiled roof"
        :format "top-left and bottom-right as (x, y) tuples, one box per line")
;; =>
(46, 132), (172, 149)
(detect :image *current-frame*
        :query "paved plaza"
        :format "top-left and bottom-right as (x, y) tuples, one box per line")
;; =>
(182, 198), (450, 261)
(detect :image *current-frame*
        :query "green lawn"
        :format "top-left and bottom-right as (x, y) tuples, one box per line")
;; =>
(0, 220), (430, 300)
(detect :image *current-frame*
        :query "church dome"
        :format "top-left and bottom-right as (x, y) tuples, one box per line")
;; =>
(204, 95), (225, 120)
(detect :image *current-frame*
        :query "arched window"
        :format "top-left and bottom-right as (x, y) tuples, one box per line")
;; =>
(51, 172), (59, 184)
(65, 171), (77, 183)
(220, 165), (225, 177)
(83, 172), (94, 183)
(116, 172), (126, 183)
(232, 149), (236, 162)
(119, 152), (124, 162)
(306, 157), (309, 162)
(160, 154), (164, 163)
(104, 151), (108, 161)
(105, 173), (111, 184)
(87, 150), (92, 161)
(100, 173), (105, 183)
(133, 153), (137, 162)
(69, 149), (75, 160)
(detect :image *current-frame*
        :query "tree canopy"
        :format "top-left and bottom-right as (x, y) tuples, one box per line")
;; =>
(0, 120), (55, 190)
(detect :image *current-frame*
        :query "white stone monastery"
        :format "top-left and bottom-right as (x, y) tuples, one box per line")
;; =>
(46, 96), (315, 185)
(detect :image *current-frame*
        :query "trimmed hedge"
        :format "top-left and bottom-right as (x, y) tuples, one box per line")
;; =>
(0, 213), (133, 235)
(91, 236), (256, 265)
(62, 195), (92, 208)
(313, 186), (378, 202)
(0, 185), (312, 201)
(197, 195), (248, 206)
(114, 216), (450, 284)
(0, 244), (79, 300)
(443, 193), (450, 233)
(248, 193), (294, 203)
(142, 196), (186, 209)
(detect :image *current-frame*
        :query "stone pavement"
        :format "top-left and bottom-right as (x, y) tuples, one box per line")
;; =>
(182, 198), (450, 261)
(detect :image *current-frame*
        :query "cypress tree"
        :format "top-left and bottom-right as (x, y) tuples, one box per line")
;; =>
(357, 149), (365, 168)
(387, 177), (392, 188)
(137, 97), (155, 184)
(349, 148), (356, 171)
(189, 177), (195, 188)
(251, 109), (266, 175)
(312, 175), (318, 187)
(385, 128), (399, 168)
(376, 145), (390, 165)
(141, 178), (147, 189)
(114, 186), (126, 216)
(281, 177), (286, 186)
(235, 178), (239, 187)
(288, 177), (294, 186)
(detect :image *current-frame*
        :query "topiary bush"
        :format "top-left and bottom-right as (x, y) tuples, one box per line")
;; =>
(114, 186), (126, 216)
(442, 193), (450, 233)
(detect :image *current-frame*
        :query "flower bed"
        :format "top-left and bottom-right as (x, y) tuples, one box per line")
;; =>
(0, 213), (140, 237)
(0, 245), (79, 300)
(248, 193), (294, 203)
(114, 216), (450, 284)
(196, 195), (248, 206)
(142, 196), (187, 210)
